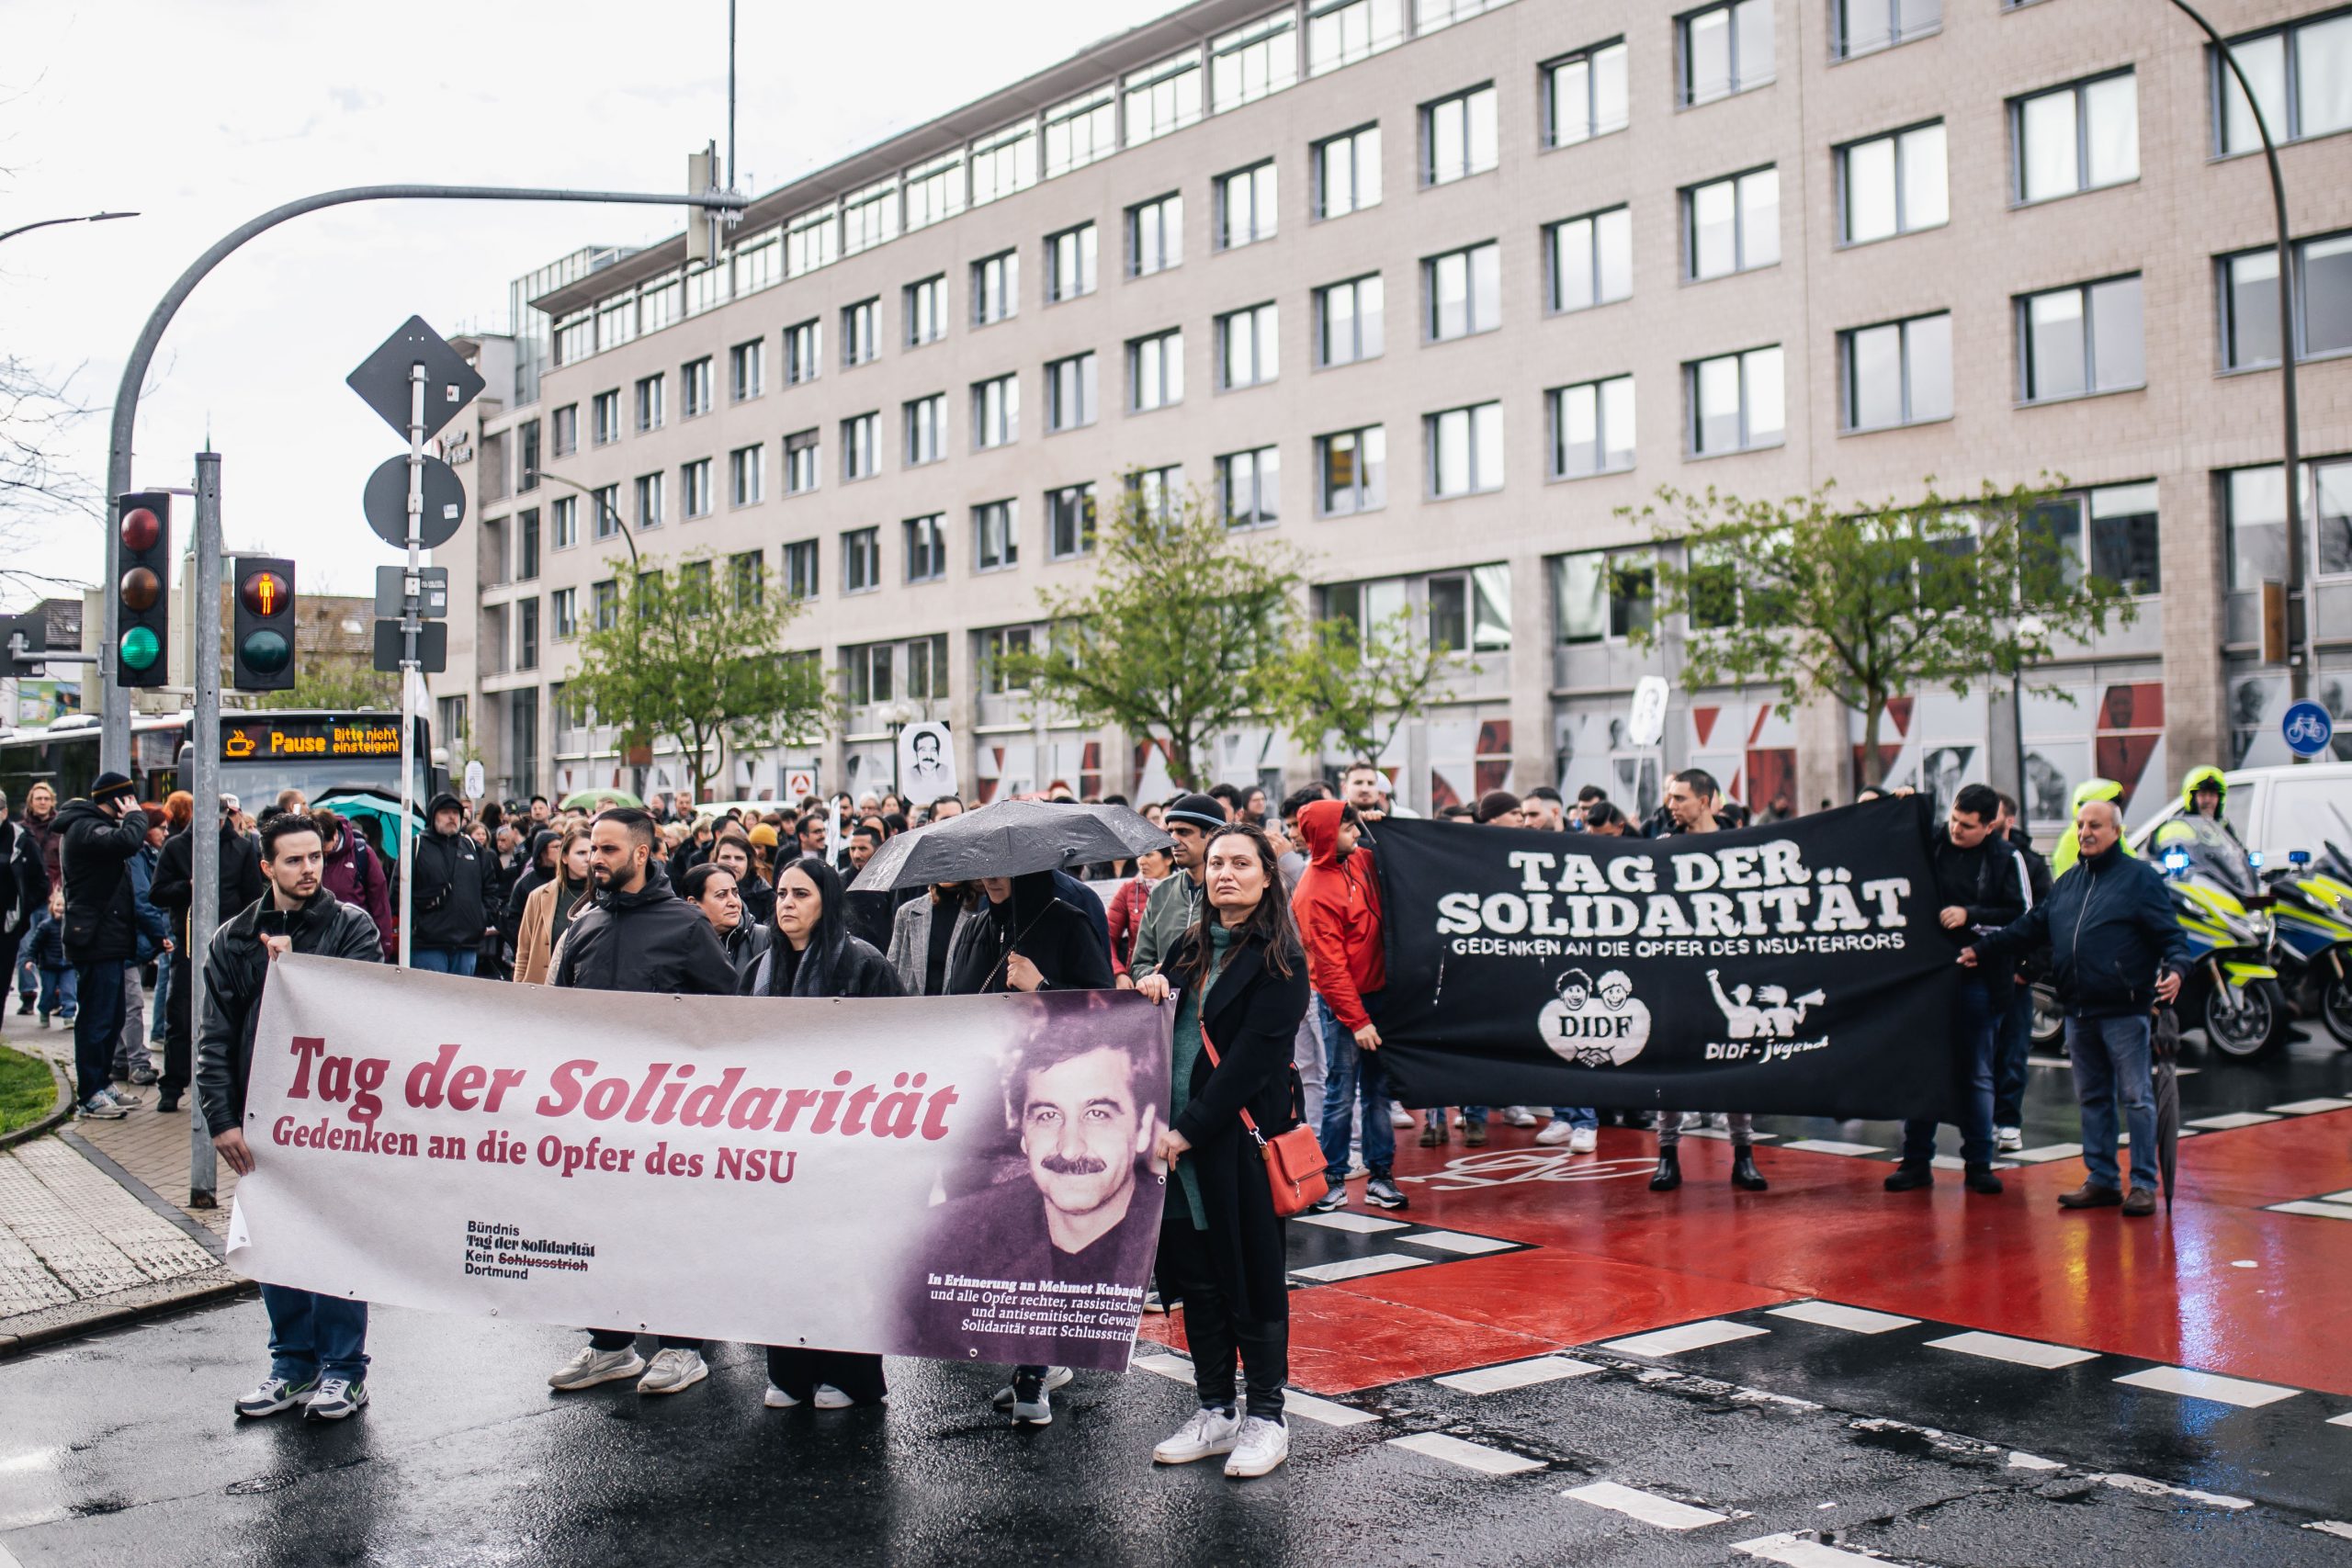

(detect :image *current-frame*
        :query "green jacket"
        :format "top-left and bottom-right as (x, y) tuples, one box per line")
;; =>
(1126, 869), (1202, 982)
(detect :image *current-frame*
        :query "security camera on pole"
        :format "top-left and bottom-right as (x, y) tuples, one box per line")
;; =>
(348, 316), (482, 967)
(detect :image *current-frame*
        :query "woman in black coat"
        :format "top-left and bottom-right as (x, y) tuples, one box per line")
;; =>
(1135, 824), (1309, 1480)
(741, 855), (903, 1407)
(947, 869), (1113, 997)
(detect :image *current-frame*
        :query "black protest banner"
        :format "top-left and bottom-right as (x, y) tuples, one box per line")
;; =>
(1371, 797), (1960, 1122)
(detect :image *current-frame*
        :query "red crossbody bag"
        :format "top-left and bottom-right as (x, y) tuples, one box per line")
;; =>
(1198, 1025), (1329, 1217)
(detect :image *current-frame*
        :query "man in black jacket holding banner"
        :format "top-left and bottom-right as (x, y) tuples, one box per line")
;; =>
(1885, 784), (2029, 1197)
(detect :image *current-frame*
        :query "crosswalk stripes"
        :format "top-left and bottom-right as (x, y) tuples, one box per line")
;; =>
(2113, 1365), (2300, 1408)
(1561, 1480), (1728, 1529)
(1924, 1330), (2098, 1369)
(1434, 1356), (1600, 1394)
(1734, 1531), (1889, 1566)
(1600, 1319), (1770, 1356)
(1385, 1431), (1545, 1474)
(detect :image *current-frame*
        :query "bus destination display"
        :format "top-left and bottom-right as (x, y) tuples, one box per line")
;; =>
(220, 716), (402, 762)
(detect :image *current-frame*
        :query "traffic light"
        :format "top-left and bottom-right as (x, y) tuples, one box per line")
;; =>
(232, 556), (297, 692)
(114, 491), (170, 688)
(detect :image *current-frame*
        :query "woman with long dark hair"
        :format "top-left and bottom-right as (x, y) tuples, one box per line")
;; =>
(741, 854), (903, 1408)
(1135, 823), (1310, 1479)
(514, 825), (594, 985)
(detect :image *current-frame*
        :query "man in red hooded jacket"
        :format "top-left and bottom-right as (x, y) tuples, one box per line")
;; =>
(1292, 799), (1406, 1213)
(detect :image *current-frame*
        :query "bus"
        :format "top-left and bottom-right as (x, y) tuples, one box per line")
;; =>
(0, 710), (435, 811)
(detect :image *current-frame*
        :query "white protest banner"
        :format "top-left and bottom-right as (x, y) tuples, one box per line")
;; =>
(226, 959), (1171, 1371)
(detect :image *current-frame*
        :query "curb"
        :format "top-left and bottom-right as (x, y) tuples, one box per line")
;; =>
(0, 1048), (73, 1152)
(0, 1269), (254, 1360)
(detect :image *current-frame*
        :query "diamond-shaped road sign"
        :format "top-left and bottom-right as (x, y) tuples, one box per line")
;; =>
(346, 315), (485, 445)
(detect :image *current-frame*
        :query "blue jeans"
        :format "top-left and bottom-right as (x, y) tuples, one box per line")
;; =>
(37, 964), (75, 1020)
(17, 951), (36, 1003)
(1902, 978), (1996, 1168)
(1549, 1107), (1598, 1129)
(2066, 1013), (2156, 1194)
(150, 957), (172, 1042)
(72, 960), (126, 1104)
(1993, 981), (2033, 1128)
(410, 947), (478, 976)
(262, 1284), (369, 1384)
(1317, 992), (1394, 1179)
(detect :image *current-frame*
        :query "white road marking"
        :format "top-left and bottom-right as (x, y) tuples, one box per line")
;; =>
(2007, 1143), (2086, 1163)
(2008, 1451), (2064, 1471)
(1404, 1229), (1517, 1255)
(2325, 1411), (2352, 1427)
(2322, 1189), (2352, 1204)
(2095, 1473), (2252, 1509)
(2267, 1200), (2352, 1221)
(2269, 1098), (2352, 1114)
(1386, 1431), (1546, 1474)
(2113, 1366), (2301, 1408)
(1290, 1254), (1433, 1282)
(1436, 1357), (1600, 1394)
(1780, 1139), (1883, 1156)
(2185, 1111), (2282, 1131)
(1295, 1212), (1410, 1235)
(2307, 1521), (2352, 1540)
(1563, 1480), (1727, 1529)
(1735, 1531), (1886, 1565)
(1132, 1354), (1193, 1383)
(1766, 1302), (1919, 1335)
(1601, 1320), (1770, 1357)
(1282, 1390), (1380, 1427)
(1925, 1331), (2098, 1370)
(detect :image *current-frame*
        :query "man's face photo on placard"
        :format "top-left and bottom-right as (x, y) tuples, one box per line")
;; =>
(1015, 1043), (1157, 1248)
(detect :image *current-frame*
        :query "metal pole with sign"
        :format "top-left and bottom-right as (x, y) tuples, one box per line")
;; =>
(187, 451), (222, 1201)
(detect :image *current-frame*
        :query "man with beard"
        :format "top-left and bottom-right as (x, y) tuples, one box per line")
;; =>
(903, 1033), (1163, 1415)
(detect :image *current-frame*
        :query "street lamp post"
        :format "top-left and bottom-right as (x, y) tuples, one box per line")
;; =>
(2168, 0), (2309, 715)
(0, 210), (138, 245)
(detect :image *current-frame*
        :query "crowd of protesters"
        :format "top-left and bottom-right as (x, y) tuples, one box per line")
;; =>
(8, 749), (2190, 1473)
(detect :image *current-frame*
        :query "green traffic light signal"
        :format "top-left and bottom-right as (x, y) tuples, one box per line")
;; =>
(239, 629), (291, 675)
(119, 626), (160, 671)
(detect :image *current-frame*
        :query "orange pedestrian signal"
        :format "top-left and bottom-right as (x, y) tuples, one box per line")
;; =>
(240, 569), (289, 619)
(232, 555), (297, 693)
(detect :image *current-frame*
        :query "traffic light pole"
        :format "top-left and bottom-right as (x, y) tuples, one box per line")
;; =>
(99, 180), (749, 775)
(187, 449), (222, 1202)
(397, 365), (424, 970)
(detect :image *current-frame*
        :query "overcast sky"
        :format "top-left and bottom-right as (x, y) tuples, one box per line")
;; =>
(1, 0), (1182, 604)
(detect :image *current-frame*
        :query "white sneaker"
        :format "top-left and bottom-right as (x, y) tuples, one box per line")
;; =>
(763, 1383), (801, 1408)
(304, 1377), (368, 1421)
(635, 1347), (708, 1395)
(548, 1344), (646, 1391)
(812, 1383), (855, 1409)
(1503, 1106), (1538, 1128)
(1568, 1126), (1598, 1155)
(1535, 1120), (1575, 1145)
(991, 1366), (1075, 1407)
(1996, 1126), (2024, 1153)
(1224, 1416), (1290, 1478)
(76, 1093), (127, 1121)
(1153, 1405), (1244, 1464)
(1388, 1106), (1413, 1128)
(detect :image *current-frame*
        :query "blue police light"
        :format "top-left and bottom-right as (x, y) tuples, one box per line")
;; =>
(2288, 849), (2312, 868)
(2162, 846), (2192, 877)
(2247, 851), (2264, 870)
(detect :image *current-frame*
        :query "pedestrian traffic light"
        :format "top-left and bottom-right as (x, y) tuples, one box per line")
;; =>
(114, 491), (170, 688)
(232, 556), (297, 692)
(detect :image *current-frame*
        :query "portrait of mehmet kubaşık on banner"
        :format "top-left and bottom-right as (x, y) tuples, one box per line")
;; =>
(897, 996), (1167, 1368)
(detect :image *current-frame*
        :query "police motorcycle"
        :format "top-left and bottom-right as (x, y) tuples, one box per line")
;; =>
(2259, 840), (2352, 1047)
(2150, 818), (2286, 1059)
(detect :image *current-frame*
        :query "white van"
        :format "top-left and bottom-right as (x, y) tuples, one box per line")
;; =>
(2130, 762), (2352, 865)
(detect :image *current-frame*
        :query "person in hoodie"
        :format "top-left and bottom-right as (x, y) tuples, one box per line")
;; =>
(546, 808), (738, 1399)
(409, 794), (492, 976)
(1291, 801), (1407, 1214)
(739, 854), (903, 1412)
(57, 773), (150, 1120)
(311, 812), (396, 961)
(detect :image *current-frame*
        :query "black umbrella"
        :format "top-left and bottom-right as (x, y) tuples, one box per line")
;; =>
(849, 800), (1172, 891)
(2153, 1007), (2181, 1212)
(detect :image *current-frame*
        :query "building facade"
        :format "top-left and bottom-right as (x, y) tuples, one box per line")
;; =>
(430, 0), (2352, 829)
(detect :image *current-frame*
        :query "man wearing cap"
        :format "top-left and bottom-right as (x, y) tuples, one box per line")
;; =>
(409, 794), (492, 976)
(56, 773), (151, 1119)
(1122, 793), (1227, 988)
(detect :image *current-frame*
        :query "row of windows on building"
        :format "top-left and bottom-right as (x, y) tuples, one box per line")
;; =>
(480, 457), (2352, 681)
(547, 0), (2350, 373)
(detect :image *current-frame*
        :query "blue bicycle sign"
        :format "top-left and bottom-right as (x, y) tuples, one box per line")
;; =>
(2281, 700), (2334, 758)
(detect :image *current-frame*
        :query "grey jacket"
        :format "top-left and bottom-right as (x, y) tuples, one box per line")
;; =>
(887, 894), (985, 997)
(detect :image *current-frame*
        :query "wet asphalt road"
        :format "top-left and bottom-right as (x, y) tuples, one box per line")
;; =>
(2, 1295), (2343, 1568)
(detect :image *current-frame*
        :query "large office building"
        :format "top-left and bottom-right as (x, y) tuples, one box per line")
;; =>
(430, 0), (2351, 829)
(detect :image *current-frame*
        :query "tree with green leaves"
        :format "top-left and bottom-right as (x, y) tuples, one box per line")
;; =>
(1272, 606), (1466, 771)
(1623, 479), (2140, 790)
(562, 551), (832, 802)
(996, 483), (1301, 792)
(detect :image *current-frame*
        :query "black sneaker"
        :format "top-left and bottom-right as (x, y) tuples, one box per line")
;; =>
(1883, 1164), (1934, 1192)
(1648, 1151), (1681, 1191)
(1963, 1165), (2005, 1196)
(1308, 1188), (1347, 1214)
(1364, 1175), (1408, 1210)
(1009, 1369), (1051, 1427)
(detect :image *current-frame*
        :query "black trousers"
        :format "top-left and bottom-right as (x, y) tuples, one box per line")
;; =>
(765, 1347), (887, 1404)
(162, 952), (193, 1100)
(1159, 1213), (1287, 1421)
(587, 1329), (702, 1353)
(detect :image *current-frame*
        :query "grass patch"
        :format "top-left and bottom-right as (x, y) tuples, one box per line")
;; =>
(0, 1043), (61, 1137)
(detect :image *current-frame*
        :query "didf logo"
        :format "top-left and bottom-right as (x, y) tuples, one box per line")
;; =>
(1535, 968), (1650, 1067)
